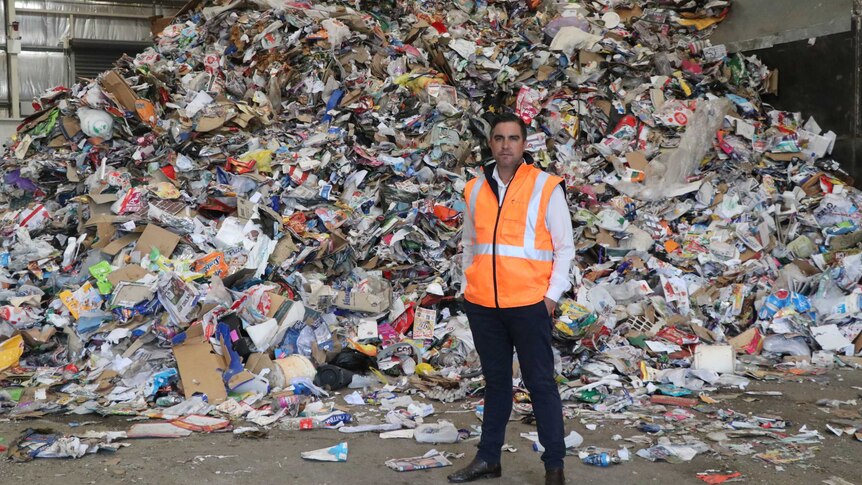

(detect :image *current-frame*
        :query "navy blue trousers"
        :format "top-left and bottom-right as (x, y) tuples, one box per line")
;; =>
(465, 299), (566, 470)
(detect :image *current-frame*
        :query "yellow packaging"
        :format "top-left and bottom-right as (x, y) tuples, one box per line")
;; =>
(0, 334), (24, 371)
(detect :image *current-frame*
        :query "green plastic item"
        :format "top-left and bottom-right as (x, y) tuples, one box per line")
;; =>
(88, 261), (114, 295)
(728, 53), (746, 86)
(575, 389), (603, 404)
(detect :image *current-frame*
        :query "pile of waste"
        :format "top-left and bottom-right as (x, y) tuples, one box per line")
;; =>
(0, 0), (860, 466)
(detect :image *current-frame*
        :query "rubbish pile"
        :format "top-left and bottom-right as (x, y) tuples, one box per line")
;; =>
(0, 0), (860, 468)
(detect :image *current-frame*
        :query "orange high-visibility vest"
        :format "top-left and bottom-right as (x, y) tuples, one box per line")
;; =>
(463, 162), (564, 308)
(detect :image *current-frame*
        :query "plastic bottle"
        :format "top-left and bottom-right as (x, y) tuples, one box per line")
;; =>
(582, 452), (621, 467)
(155, 395), (184, 407)
(271, 393), (308, 416)
(280, 417), (322, 430)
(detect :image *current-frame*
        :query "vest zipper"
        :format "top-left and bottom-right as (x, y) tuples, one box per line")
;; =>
(491, 178), (512, 309)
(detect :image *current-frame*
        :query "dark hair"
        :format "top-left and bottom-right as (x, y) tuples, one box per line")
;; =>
(489, 112), (527, 140)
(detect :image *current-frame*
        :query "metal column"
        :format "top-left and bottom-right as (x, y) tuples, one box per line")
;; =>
(4, 0), (19, 118)
(854, 0), (862, 174)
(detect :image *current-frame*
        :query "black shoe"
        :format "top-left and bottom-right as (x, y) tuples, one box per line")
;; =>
(545, 468), (565, 485)
(447, 458), (502, 483)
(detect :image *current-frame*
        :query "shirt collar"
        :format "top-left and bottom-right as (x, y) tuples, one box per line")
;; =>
(492, 161), (526, 187)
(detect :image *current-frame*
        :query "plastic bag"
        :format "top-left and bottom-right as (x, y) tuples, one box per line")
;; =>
(639, 98), (732, 200)
(414, 420), (459, 444)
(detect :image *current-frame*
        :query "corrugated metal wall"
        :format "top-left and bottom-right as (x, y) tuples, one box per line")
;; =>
(1, 0), (184, 117)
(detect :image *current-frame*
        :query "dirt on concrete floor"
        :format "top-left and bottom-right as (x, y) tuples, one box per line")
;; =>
(0, 369), (860, 485)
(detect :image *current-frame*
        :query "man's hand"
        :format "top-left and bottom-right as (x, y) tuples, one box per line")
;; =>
(544, 297), (556, 317)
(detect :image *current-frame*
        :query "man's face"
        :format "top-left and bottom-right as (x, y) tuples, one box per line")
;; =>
(488, 121), (526, 171)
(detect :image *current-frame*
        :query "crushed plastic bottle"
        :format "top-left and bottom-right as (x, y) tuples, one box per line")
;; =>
(582, 452), (622, 467)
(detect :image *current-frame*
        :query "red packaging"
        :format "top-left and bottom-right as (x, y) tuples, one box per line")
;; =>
(391, 302), (417, 335)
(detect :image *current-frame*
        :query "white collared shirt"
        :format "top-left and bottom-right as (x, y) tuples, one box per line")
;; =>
(461, 165), (575, 302)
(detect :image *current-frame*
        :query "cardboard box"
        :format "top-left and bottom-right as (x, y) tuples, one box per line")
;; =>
(334, 278), (392, 313)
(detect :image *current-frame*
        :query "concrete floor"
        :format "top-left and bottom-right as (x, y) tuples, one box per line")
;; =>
(0, 369), (860, 485)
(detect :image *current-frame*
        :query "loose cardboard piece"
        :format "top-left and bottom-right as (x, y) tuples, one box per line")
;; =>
(149, 16), (173, 37)
(334, 278), (392, 313)
(101, 233), (140, 256)
(729, 327), (763, 355)
(626, 151), (650, 172)
(216, 331), (256, 390)
(579, 49), (604, 66)
(107, 265), (151, 286)
(596, 229), (619, 248)
(65, 161), (81, 182)
(270, 237), (298, 265)
(615, 5), (644, 23)
(100, 71), (139, 114)
(92, 223), (116, 250)
(136, 224), (181, 258)
(173, 324), (227, 403)
(236, 197), (256, 221)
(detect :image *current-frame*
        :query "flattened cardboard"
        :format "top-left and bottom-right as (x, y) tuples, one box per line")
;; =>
(800, 172), (826, 196)
(101, 233), (141, 256)
(100, 71), (139, 114)
(236, 197), (257, 221)
(792, 259), (821, 276)
(766, 152), (802, 163)
(107, 265), (151, 286)
(173, 324), (227, 404)
(729, 327), (763, 355)
(615, 5), (644, 23)
(596, 229), (618, 248)
(20, 326), (56, 347)
(626, 151), (650, 172)
(579, 50), (604, 66)
(197, 114), (228, 132)
(88, 192), (119, 205)
(269, 236), (298, 265)
(66, 161), (81, 182)
(149, 15), (173, 37)
(136, 224), (181, 258)
(92, 223), (116, 250)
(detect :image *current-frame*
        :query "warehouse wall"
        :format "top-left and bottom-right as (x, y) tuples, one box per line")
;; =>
(0, 0), (181, 119)
(710, 0), (861, 183)
(748, 32), (861, 182)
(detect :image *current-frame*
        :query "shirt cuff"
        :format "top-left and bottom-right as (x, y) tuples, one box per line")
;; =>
(544, 285), (565, 303)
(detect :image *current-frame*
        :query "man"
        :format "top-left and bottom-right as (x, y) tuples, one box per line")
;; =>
(449, 112), (574, 485)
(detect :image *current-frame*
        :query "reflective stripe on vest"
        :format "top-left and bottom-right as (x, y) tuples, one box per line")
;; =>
(473, 243), (554, 261)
